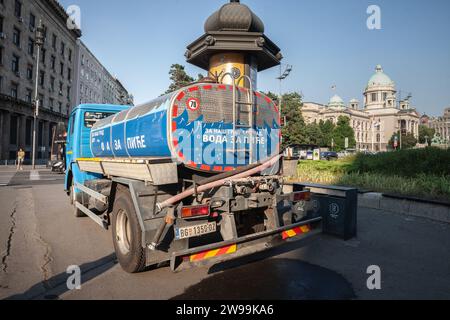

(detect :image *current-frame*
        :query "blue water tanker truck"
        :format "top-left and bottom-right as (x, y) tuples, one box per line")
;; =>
(65, 81), (352, 273)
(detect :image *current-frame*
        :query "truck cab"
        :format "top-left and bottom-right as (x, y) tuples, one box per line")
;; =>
(65, 104), (130, 210)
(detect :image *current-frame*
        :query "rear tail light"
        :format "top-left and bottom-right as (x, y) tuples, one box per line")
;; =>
(293, 191), (311, 202)
(181, 205), (210, 219)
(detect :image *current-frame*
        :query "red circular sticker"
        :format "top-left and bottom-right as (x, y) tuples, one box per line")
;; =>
(187, 97), (200, 111)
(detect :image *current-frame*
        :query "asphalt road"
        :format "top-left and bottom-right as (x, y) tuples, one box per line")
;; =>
(0, 168), (449, 300)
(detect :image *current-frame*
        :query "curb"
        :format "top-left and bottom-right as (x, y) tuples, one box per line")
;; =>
(358, 193), (450, 224)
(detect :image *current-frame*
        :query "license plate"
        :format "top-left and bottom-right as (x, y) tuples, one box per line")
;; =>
(175, 222), (217, 240)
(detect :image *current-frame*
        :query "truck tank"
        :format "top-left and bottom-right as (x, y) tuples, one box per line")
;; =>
(90, 83), (281, 173)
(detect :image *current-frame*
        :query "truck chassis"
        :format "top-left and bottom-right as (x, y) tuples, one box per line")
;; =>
(71, 156), (327, 273)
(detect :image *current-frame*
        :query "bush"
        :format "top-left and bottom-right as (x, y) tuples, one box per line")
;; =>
(349, 148), (450, 177)
(296, 149), (450, 201)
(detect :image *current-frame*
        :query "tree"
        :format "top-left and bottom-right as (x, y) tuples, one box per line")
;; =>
(318, 119), (336, 147)
(165, 64), (195, 94)
(418, 125), (435, 146)
(389, 132), (418, 149)
(265, 91), (279, 105)
(279, 92), (307, 148)
(303, 123), (324, 146)
(331, 116), (356, 151)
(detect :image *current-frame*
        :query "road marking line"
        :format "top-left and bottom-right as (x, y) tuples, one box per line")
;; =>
(30, 170), (40, 181)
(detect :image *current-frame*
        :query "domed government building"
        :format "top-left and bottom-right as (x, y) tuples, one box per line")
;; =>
(302, 65), (420, 151)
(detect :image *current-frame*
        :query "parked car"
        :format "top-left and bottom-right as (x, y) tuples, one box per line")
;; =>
(321, 151), (339, 161)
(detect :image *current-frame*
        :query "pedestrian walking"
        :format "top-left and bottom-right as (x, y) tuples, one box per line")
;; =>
(17, 148), (25, 171)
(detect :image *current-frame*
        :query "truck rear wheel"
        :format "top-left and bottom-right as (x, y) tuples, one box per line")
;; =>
(111, 187), (146, 273)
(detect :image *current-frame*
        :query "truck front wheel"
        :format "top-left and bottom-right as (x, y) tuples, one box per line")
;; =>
(111, 187), (146, 273)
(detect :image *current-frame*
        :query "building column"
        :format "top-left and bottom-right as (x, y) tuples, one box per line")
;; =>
(43, 121), (50, 161)
(2, 112), (11, 160)
(18, 115), (27, 150)
(0, 111), (3, 159)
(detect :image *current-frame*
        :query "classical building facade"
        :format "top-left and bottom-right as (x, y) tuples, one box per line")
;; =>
(0, 0), (81, 162)
(428, 108), (450, 142)
(73, 40), (133, 106)
(302, 65), (420, 151)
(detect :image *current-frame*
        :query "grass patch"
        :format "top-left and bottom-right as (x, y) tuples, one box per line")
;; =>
(296, 149), (450, 201)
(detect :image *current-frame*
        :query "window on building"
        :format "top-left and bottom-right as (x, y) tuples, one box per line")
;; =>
(60, 62), (64, 76)
(25, 89), (32, 103)
(28, 37), (35, 55)
(11, 83), (18, 99)
(371, 93), (377, 102)
(0, 76), (3, 93)
(68, 49), (72, 62)
(41, 25), (47, 43)
(60, 41), (65, 56)
(26, 64), (33, 80)
(0, 16), (4, 33)
(38, 93), (44, 108)
(383, 92), (387, 101)
(41, 48), (46, 64)
(49, 98), (54, 110)
(13, 27), (21, 47)
(12, 54), (20, 73)
(50, 55), (55, 70)
(376, 133), (380, 143)
(0, 46), (3, 65)
(58, 101), (62, 113)
(68, 68), (72, 81)
(29, 13), (36, 30)
(67, 86), (71, 100)
(39, 71), (45, 87)
(59, 81), (63, 94)
(14, 0), (22, 18)
(26, 119), (32, 146)
(50, 76), (55, 91)
(52, 34), (57, 49)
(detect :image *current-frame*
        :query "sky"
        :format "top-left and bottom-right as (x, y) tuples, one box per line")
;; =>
(59, 0), (450, 116)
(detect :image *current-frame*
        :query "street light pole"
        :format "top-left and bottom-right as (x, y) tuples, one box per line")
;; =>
(372, 118), (381, 152)
(276, 64), (293, 122)
(32, 20), (45, 169)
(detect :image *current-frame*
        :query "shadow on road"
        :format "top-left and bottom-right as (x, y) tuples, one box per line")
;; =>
(173, 257), (355, 300)
(4, 253), (117, 300)
(172, 236), (355, 300)
(207, 235), (321, 275)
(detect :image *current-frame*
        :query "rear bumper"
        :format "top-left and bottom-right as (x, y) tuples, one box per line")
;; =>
(169, 217), (322, 272)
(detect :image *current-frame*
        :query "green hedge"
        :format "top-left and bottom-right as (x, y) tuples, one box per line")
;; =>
(349, 148), (450, 177)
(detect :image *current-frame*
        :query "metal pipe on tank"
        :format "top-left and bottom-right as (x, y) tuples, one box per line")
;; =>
(156, 153), (282, 212)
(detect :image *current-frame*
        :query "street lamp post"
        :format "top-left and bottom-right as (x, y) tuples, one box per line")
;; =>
(276, 64), (293, 120)
(372, 118), (381, 152)
(32, 20), (45, 169)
